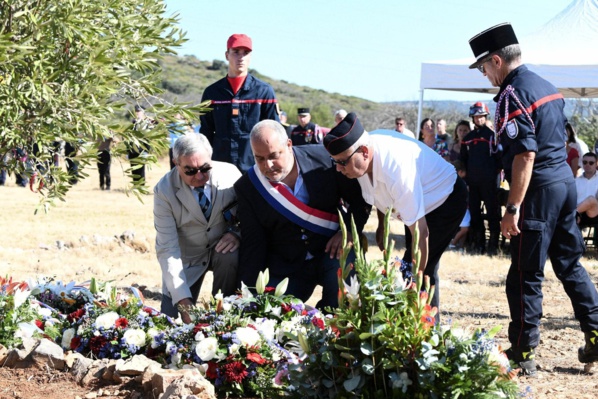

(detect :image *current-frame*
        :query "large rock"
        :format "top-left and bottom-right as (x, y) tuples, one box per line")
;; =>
(70, 356), (94, 382)
(31, 338), (65, 370)
(115, 354), (159, 376)
(157, 368), (216, 399)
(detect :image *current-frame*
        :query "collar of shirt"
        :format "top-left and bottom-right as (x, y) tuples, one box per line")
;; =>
(190, 180), (212, 202)
(279, 159), (309, 204)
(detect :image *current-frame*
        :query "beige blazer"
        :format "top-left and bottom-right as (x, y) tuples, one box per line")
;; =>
(153, 161), (241, 304)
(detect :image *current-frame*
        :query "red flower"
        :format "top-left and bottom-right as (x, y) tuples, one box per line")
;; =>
(222, 361), (247, 383)
(70, 336), (82, 350)
(115, 317), (129, 329)
(281, 303), (292, 314)
(264, 286), (275, 294)
(35, 320), (44, 330)
(246, 352), (267, 365)
(193, 323), (210, 335)
(206, 361), (218, 379)
(89, 336), (108, 355)
(67, 308), (86, 323)
(311, 317), (325, 329)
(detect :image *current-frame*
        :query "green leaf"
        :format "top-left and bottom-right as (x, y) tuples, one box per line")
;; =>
(360, 341), (374, 355)
(343, 375), (361, 392)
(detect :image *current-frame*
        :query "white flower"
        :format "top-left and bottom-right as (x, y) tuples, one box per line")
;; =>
(195, 336), (218, 361)
(123, 328), (146, 347)
(255, 318), (277, 342)
(223, 303), (232, 311)
(61, 328), (76, 349)
(241, 282), (253, 299)
(194, 331), (206, 342)
(229, 343), (240, 355)
(235, 326), (261, 347)
(214, 291), (223, 301)
(270, 306), (281, 318)
(13, 288), (31, 309)
(343, 275), (360, 307)
(15, 322), (42, 340)
(94, 311), (119, 330)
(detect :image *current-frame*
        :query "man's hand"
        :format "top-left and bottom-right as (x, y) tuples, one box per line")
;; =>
(325, 231), (353, 259)
(215, 232), (240, 253)
(501, 213), (520, 239)
(177, 298), (194, 324)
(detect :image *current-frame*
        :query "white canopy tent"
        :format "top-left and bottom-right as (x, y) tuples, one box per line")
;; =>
(418, 0), (598, 129)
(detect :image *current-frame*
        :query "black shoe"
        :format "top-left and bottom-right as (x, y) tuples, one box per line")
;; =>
(578, 330), (598, 363)
(505, 346), (537, 377)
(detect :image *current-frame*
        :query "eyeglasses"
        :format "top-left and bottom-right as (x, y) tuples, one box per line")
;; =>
(476, 57), (492, 74)
(331, 146), (361, 167)
(182, 164), (212, 176)
(583, 161), (596, 165)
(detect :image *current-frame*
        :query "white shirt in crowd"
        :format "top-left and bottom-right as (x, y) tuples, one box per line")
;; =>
(575, 172), (598, 206)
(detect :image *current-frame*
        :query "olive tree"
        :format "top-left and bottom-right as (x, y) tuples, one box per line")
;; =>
(0, 0), (207, 210)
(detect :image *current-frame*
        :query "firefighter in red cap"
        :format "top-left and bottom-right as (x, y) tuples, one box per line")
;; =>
(460, 101), (502, 255)
(200, 34), (280, 173)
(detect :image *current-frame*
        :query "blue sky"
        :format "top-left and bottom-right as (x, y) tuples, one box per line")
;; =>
(164, 0), (572, 103)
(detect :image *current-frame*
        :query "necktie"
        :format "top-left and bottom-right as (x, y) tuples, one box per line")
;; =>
(195, 187), (212, 220)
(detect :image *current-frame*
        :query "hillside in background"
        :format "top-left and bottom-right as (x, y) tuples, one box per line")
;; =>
(157, 54), (598, 141)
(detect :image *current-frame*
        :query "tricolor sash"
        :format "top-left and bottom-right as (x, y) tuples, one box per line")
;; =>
(248, 166), (339, 236)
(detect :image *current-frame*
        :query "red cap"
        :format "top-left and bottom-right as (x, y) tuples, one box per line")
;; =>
(227, 34), (252, 51)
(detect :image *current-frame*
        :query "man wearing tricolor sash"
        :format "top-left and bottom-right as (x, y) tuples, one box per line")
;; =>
(234, 120), (371, 308)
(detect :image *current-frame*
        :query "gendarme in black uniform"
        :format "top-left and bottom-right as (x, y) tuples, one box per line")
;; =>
(291, 122), (323, 146)
(469, 22), (598, 375)
(482, 37), (598, 373)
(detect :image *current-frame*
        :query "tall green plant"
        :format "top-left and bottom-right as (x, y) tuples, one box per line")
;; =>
(288, 210), (518, 398)
(0, 0), (208, 209)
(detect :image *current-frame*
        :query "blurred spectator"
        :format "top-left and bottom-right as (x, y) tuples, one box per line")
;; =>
(291, 107), (331, 146)
(460, 102), (502, 255)
(394, 117), (416, 139)
(566, 122), (589, 174)
(576, 152), (598, 224)
(449, 120), (471, 162)
(437, 118), (451, 146)
(334, 109), (348, 126)
(97, 137), (113, 190)
(420, 118), (449, 161)
(128, 105), (156, 183)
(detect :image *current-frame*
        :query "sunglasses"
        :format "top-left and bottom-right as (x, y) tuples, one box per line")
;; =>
(183, 164), (212, 176)
(331, 146), (361, 167)
(583, 161), (596, 165)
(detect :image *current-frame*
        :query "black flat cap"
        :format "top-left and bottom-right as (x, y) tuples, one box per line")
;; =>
(297, 107), (310, 115)
(324, 112), (364, 156)
(468, 22), (518, 69)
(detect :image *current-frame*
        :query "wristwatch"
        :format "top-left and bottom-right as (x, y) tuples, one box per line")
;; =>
(506, 204), (518, 215)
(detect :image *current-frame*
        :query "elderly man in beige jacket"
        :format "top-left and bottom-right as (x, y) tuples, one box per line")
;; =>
(154, 133), (241, 323)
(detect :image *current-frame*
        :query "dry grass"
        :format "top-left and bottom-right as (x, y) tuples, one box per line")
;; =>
(2, 156), (598, 398)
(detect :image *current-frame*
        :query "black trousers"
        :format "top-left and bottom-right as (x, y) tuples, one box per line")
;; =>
(507, 179), (598, 348)
(403, 176), (468, 312)
(97, 150), (111, 189)
(468, 175), (501, 235)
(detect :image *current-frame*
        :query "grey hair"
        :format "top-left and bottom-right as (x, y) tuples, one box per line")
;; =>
(173, 133), (213, 162)
(250, 119), (288, 146)
(349, 130), (370, 152)
(494, 44), (521, 65)
(334, 109), (348, 120)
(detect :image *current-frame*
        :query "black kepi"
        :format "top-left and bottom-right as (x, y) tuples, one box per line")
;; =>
(468, 22), (518, 69)
(324, 112), (364, 156)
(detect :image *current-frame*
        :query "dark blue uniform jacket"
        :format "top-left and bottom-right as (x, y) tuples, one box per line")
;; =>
(200, 74), (279, 173)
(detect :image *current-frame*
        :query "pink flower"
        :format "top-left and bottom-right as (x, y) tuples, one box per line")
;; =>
(247, 352), (267, 365)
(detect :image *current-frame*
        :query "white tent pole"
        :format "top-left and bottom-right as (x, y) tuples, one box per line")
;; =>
(417, 89), (424, 137)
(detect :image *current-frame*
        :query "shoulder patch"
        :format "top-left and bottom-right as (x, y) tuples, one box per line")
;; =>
(506, 120), (518, 139)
